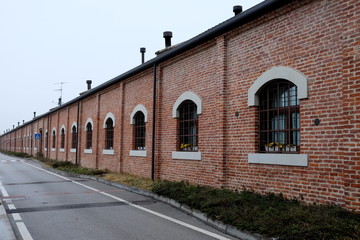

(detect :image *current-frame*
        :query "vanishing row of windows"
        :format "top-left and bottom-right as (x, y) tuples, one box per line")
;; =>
(7, 73), (305, 157)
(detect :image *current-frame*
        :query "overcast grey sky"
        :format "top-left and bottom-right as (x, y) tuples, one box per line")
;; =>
(0, 0), (264, 134)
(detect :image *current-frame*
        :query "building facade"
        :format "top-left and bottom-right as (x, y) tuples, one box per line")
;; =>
(1, 0), (359, 211)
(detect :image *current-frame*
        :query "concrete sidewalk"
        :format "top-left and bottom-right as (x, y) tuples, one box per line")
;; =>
(0, 200), (16, 240)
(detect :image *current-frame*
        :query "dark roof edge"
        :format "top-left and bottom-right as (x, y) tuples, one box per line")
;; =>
(1, 0), (288, 136)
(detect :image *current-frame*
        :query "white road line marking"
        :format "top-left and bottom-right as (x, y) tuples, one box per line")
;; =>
(23, 161), (231, 240)
(0, 178), (33, 240)
(0, 180), (9, 197)
(16, 222), (33, 240)
(8, 204), (16, 210)
(12, 213), (22, 221)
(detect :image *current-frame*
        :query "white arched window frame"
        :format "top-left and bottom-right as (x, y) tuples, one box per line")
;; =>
(172, 91), (202, 161)
(130, 105), (148, 157)
(84, 118), (94, 130)
(130, 104), (148, 124)
(70, 122), (77, 152)
(172, 91), (202, 118)
(51, 127), (57, 151)
(60, 125), (66, 152)
(44, 130), (48, 151)
(71, 122), (77, 133)
(103, 112), (115, 155)
(84, 118), (94, 154)
(103, 112), (116, 128)
(247, 66), (308, 167)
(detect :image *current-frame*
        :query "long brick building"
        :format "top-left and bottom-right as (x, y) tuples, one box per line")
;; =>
(1, 0), (359, 211)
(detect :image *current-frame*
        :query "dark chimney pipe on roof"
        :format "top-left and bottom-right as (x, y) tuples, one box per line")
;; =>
(86, 80), (92, 90)
(163, 31), (173, 48)
(33, 112), (36, 119)
(233, 5), (243, 15)
(140, 47), (146, 64)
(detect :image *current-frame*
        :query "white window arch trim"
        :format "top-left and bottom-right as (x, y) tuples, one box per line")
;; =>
(52, 128), (57, 136)
(247, 66), (308, 167)
(103, 112), (116, 128)
(60, 125), (66, 133)
(248, 66), (308, 107)
(71, 122), (77, 133)
(130, 104), (148, 124)
(172, 91), (202, 118)
(85, 118), (94, 130)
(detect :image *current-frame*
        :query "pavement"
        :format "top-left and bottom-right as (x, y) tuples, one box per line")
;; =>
(0, 200), (16, 240)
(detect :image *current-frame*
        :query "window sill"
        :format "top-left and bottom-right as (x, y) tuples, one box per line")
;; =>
(84, 149), (93, 154)
(70, 148), (76, 153)
(129, 150), (147, 157)
(51, 148), (56, 152)
(172, 151), (202, 161)
(60, 148), (65, 152)
(103, 149), (114, 155)
(248, 153), (308, 167)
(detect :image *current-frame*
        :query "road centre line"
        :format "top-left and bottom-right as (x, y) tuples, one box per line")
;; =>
(23, 161), (231, 240)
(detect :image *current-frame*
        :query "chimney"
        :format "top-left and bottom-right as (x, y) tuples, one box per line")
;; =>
(33, 112), (36, 118)
(140, 47), (146, 64)
(86, 80), (92, 90)
(233, 5), (243, 15)
(18, 122), (20, 127)
(163, 31), (173, 48)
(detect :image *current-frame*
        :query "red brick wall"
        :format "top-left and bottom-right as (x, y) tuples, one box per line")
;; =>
(122, 69), (154, 178)
(1, 0), (359, 211)
(79, 95), (98, 169)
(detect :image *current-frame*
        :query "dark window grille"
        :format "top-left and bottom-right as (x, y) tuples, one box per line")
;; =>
(86, 123), (92, 149)
(71, 126), (77, 149)
(52, 131), (56, 148)
(178, 100), (198, 151)
(133, 112), (146, 150)
(60, 129), (65, 149)
(259, 80), (300, 153)
(105, 118), (114, 150)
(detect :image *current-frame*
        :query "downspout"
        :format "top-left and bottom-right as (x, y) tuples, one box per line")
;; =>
(76, 100), (80, 165)
(151, 63), (157, 181)
(47, 115), (50, 159)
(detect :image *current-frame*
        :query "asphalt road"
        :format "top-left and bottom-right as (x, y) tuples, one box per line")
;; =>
(0, 153), (239, 240)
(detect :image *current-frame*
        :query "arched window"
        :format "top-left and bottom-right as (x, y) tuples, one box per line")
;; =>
(71, 125), (77, 149)
(105, 118), (114, 150)
(60, 128), (65, 149)
(133, 112), (146, 150)
(178, 100), (198, 151)
(86, 122), (93, 149)
(248, 67), (308, 166)
(259, 80), (300, 152)
(45, 131), (48, 149)
(52, 130), (56, 148)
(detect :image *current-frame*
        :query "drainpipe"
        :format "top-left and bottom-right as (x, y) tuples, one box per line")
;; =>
(76, 100), (80, 165)
(47, 115), (50, 159)
(151, 64), (157, 181)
